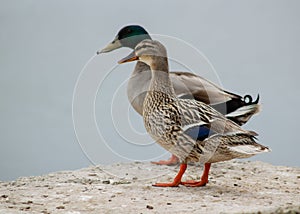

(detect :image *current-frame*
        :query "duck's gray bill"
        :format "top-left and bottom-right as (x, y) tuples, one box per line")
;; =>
(97, 37), (122, 54)
(118, 51), (139, 64)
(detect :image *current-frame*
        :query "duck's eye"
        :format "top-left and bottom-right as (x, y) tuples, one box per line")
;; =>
(127, 29), (132, 33)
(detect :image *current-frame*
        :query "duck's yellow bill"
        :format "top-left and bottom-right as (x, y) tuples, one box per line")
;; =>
(118, 51), (139, 64)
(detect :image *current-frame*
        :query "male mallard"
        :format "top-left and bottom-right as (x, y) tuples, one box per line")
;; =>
(99, 25), (260, 165)
(118, 40), (270, 187)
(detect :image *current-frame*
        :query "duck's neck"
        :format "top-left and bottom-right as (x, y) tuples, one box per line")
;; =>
(132, 61), (150, 76)
(148, 59), (176, 98)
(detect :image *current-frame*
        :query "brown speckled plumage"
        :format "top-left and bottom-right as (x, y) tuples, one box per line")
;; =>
(123, 40), (270, 164)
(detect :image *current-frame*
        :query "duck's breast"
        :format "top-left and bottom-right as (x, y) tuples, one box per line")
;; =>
(127, 63), (152, 115)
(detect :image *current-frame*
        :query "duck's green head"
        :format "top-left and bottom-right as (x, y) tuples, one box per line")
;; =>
(98, 25), (152, 54)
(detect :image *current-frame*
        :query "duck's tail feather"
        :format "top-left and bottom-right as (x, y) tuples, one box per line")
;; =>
(203, 133), (270, 162)
(222, 94), (260, 125)
(229, 144), (270, 156)
(225, 103), (261, 125)
(228, 138), (271, 155)
(226, 133), (270, 156)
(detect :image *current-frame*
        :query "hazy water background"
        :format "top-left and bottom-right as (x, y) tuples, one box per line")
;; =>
(1, 0), (300, 181)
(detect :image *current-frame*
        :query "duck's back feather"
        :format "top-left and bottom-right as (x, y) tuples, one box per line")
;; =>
(127, 62), (260, 125)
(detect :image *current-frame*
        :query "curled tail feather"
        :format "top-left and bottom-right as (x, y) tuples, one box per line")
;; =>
(224, 94), (261, 125)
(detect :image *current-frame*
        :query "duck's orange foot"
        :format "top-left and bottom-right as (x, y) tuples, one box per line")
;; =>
(181, 163), (211, 187)
(152, 181), (180, 187)
(181, 179), (208, 187)
(151, 155), (179, 166)
(152, 163), (187, 187)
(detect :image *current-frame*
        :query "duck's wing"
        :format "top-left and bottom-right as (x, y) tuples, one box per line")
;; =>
(155, 99), (264, 162)
(177, 99), (257, 137)
(183, 123), (216, 141)
(170, 71), (237, 104)
(181, 121), (268, 160)
(176, 100), (268, 161)
(170, 71), (260, 125)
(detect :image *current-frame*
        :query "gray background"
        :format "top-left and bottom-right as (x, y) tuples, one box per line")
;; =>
(1, 0), (299, 181)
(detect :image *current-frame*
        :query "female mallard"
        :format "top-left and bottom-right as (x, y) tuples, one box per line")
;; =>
(118, 40), (270, 187)
(99, 25), (260, 165)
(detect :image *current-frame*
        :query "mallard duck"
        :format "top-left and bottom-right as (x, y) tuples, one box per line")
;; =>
(118, 40), (270, 187)
(99, 25), (260, 165)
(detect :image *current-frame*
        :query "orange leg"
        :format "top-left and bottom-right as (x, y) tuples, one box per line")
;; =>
(151, 154), (179, 166)
(153, 163), (187, 187)
(181, 163), (211, 187)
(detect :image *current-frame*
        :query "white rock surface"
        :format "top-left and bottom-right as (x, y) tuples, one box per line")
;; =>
(0, 161), (299, 214)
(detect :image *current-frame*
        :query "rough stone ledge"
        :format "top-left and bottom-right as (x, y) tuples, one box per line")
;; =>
(1, 160), (299, 214)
